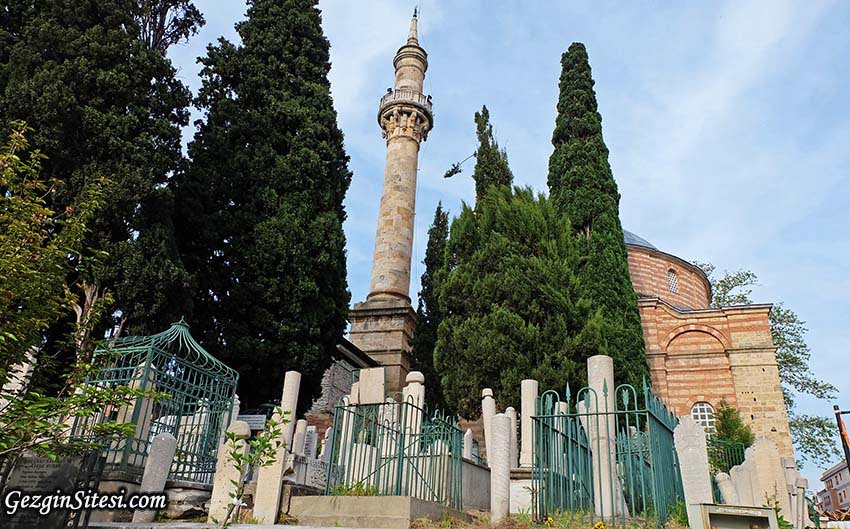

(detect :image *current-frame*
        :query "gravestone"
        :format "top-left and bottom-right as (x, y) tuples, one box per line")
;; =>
(358, 367), (386, 404)
(0, 455), (86, 529)
(304, 426), (318, 459)
(749, 437), (791, 515)
(133, 433), (177, 522)
(673, 415), (713, 528)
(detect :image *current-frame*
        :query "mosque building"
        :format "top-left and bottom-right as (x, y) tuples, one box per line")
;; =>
(314, 11), (793, 458)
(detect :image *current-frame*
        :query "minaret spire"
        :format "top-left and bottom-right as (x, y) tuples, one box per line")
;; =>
(408, 7), (419, 44)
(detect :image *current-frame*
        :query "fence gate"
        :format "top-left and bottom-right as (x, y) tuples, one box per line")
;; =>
(325, 395), (463, 509)
(533, 380), (684, 527)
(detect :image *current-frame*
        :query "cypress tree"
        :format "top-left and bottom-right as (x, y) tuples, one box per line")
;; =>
(410, 203), (449, 411)
(435, 107), (593, 417)
(0, 2), (199, 372)
(434, 186), (591, 417)
(472, 105), (513, 201)
(547, 42), (647, 390)
(174, 0), (352, 409)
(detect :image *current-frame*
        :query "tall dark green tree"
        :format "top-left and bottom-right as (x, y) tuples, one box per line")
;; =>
(435, 186), (595, 418)
(472, 105), (513, 202)
(174, 0), (352, 409)
(546, 43), (647, 390)
(410, 203), (449, 411)
(434, 107), (601, 417)
(0, 1), (200, 381)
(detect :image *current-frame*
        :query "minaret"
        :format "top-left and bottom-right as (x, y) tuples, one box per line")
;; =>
(348, 10), (433, 392)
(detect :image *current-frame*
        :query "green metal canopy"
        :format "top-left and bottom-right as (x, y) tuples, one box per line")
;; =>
(71, 319), (239, 484)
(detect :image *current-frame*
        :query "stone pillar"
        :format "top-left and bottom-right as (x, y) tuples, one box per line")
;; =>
(463, 429), (474, 460)
(490, 414), (511, 525)
(586, 355), (623, 519)
(402, 372), (425, 438)
(132, 433), (177, 523)
(253, 370), (301, 524)
(519, 379), (538, 468)
(715, 472), (739, 505)
(207, 421), (250, 526)
(794, 477), (807, 529)
(749, 436), (792, 515)
(505, 407), (518, 469)
(782, 457), (799, 525)
(674, 416), (713, 527)
(481, 388), (495, 459)
(292, 419), (307, 457)
(731, 464), (754, 506)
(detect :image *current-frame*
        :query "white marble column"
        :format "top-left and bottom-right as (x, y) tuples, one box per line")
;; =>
(715, 472), (739, 505)
(254, 370), (301, 524)
(133, 433), (177, 522)
(519, 379), (538, 468)
(490, 414), (511, 525)
(794, 477), (808, 529)
(481, 388), (495, 460)
(505, 406), (518, 469)
(463, 429), (474, 460)
(207, 421), (250, 526)
(586, 355), (622, 519)
(292, 419), (308, 457)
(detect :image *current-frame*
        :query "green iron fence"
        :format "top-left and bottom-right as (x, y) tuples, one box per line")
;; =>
(707, 438), (746, 473)
(533, 379), (684, 527)
(70, 319), (238, 484)
(325, 395), (463, 509)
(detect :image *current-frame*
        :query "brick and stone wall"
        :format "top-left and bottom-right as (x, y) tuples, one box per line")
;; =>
(637, 297), (793, 456)
(627, 246), (711, 310)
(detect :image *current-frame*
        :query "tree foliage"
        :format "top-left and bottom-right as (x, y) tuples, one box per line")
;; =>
(0, 124), (101, 381)
(410, 203), (449, 411)
(546, 42), (647, 390)
(174, 0), (352, 409)
(472, 106), (513, 202)
(435, 186), (598, 418)
(714, 399), (755, 447)
(696, 261), (839, 467)
(0, 0), (200, 355)
(0, 124), (156, 461)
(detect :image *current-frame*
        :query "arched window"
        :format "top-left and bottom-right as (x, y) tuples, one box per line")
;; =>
(691, 401), (716, 434)
(667, 269), (679, 293)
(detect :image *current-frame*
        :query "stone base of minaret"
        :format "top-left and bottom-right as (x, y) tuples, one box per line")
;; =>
(348, 298), (415, 394)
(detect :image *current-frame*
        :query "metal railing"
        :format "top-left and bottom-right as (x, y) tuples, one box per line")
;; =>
(324, 396), (462, 509)
(707, 438), (746, 473)
(70, 321), (237, 484)
(378, 89), (432, 114)
(533, 380), (684, 527)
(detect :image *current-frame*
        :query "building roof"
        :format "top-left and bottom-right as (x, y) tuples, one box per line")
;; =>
(623, 230), (657, 250)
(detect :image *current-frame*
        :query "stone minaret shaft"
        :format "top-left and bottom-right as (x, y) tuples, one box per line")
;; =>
(348, 12), (433, 393)
(368, 12), (433, 302)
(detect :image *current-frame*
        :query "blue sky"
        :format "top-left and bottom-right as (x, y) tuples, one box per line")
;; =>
(169, 1), (850, 479)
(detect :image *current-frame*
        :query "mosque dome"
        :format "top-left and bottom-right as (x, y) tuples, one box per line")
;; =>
(622, 229), (711, 310)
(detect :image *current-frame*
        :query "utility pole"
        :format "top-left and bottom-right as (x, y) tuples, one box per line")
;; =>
(834, 405), (850, 471)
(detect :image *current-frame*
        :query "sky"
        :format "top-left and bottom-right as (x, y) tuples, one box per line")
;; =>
(168, 0), (850, 481)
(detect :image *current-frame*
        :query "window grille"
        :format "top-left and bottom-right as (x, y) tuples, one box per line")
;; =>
(691, 401), (715, 434)
(668, 269), (679, 293)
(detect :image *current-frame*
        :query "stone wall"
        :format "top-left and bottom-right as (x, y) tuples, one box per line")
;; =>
(638, 298), (793, 456)
(627, 246), (711, 310)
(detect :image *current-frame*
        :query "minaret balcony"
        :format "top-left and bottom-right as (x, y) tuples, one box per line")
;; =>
(378, 89), (433, 126)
